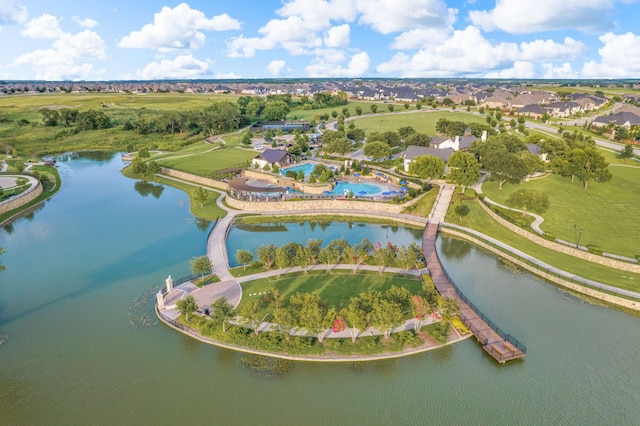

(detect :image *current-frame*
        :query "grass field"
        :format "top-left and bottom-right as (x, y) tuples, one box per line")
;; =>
(446, 192), (640, 293)
(482, 150), (640, 257)
(351, 110), (490, 134)
(156, 146), (257, 176)
(289, 101), (390, 121)
(237, 270), (423, 311)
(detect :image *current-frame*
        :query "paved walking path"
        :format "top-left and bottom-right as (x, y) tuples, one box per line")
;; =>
(429, 184), (454, 223)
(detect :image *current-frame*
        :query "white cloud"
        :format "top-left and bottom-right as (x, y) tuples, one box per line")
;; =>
(306, 51), (370, 77)
(13, 26), (106, 80)
(214, 71), (241, 79)
(0, 0), (27, 25)
(136, 55), (210, 79)
(377, 26), (518, 77)
(324, 24), (350, 47)
(391, 28), (452, 50)
(73, 16), (98, 29)
(277, 0), (357, 28)
(581, 32), (640, 77)
(267, 59), (286, 76)
(21, 14), (63, 39)
(119, 3), (240, 51)
(519, 38), (587, 61)
(542, 62), (579, 79)
(485, 61), (537, 78)
(469, 0), (615, 34)
(355, 0), (455, 34)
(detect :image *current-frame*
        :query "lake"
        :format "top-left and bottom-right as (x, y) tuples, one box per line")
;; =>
(1, 153), (639, 424)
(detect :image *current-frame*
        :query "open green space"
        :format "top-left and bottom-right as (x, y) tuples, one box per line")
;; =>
(351, 110), (489, 135)
(237, 270), (422, 311)
(0, 165), (61, 224)
(156, 146), (257, 176)
(121, 165), (226, 220)
(446, 193), (640, 293)
(289, 101), (385, 121)
(482, 151), (640, 258)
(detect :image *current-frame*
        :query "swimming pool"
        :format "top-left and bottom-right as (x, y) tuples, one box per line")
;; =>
(280, 162), (321, 177)
(331, 181), (387, 195)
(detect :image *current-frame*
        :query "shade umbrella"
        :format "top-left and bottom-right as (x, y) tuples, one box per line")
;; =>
(358, 190), (367, 195)
(389, 190), (398, 195)
(323, 190), (331, 194)
(399, 180), (407, 185)
(375, 171), (383, 176)
(354, 173), (361, 177)
(382, 191), (390, 195)
(399, 186), (408, 192)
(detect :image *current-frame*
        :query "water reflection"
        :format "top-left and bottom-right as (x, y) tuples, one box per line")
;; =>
(439, 236), (471, 260)
(134, 181), (164, 199)
(195, 218), (212, 233)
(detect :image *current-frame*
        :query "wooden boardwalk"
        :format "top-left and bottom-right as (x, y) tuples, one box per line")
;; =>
(423, 223), (526, 363)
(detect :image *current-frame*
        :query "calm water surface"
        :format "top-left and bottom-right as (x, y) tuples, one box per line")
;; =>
(1, 154), (639, 425)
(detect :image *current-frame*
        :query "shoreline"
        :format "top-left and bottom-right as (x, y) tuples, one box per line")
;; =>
(156, 304), (473, 362)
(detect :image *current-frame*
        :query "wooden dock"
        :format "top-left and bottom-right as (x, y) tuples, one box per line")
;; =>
(423, 223), (526, 363)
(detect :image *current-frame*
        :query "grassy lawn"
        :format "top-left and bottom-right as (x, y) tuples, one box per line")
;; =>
(237, 270), (422, 311)
(482, 152), (640, 257)
(351, 110), (489, 135)
(402, 186), (439, 218)
(289, 101), (384, 121)
(446, 193), (640, 293)
(157, 146), (257, 176)
(121, 166), (226, 220)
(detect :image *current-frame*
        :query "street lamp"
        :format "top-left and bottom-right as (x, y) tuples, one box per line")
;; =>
(577, 229), (583, 249)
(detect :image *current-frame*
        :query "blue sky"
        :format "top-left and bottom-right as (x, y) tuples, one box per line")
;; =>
(1, 0), (639, 81)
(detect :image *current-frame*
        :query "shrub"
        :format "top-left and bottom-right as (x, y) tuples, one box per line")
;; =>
(635, 255), (640, 263)
(477, 193), (485, 200)
(542, 232), (556, 241)
(587, 245), (603, 255)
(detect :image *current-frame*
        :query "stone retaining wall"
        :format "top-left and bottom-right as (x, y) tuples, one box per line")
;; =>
(0, 181), (42, 214)
(161, 168), (229, 191)
(477, 199), (640, 274)
(442, 228), (640, 312)
(226, 194), (422, 215)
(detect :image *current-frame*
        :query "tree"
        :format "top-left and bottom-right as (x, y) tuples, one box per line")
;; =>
(411, 295), (431, 332)
(240, 300), (263, 335)
(191, 256), (212, 277)
(344, 301), (367, 342)
(489, 153), (529, 189)
(272, 306), (296, 340)
(505, 189), (550, 216)
(436, 118), (466, 136)
(0, 246), (5, 272)
(437, 297), (460, 326)
(210, 297), (235, 333)
(290, 292), (330, 342)
(236, 249), (254, 270)
(363, 141), (392, 161)
(398, 126), (416, 139)
(404, 132), (431, 147)
(241, 131), (252, 145)
(454, 204), (470, 219)
(370, 104), (378, 113)
(387, 104), (395, 112)
(323, 136), (352, 156)
(447, 151), (482, 192)
(176, 295), (198, 322)
(354, 106), (363, 115)
(573, 146), (612, 190)
(193, 186), (210, 208)
(146, 161), (161, 176)
(620, 143), (635, 159)
(372, 299), (403, 338)
(40, 108), (60, 126)
(263, 101), (289, 121)
(256, 244), (277, 269)
(408, 155), (445, 182)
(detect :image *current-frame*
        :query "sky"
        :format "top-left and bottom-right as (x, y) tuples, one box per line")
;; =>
(1, 0), (640, 81)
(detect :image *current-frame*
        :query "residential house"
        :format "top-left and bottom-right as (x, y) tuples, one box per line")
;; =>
(403, 145), (454, 172)
(516, 104), (547, 119)
(252, 149), (295, 170)
(431, 135), (478, 151)
(592, 111), (640, 130)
